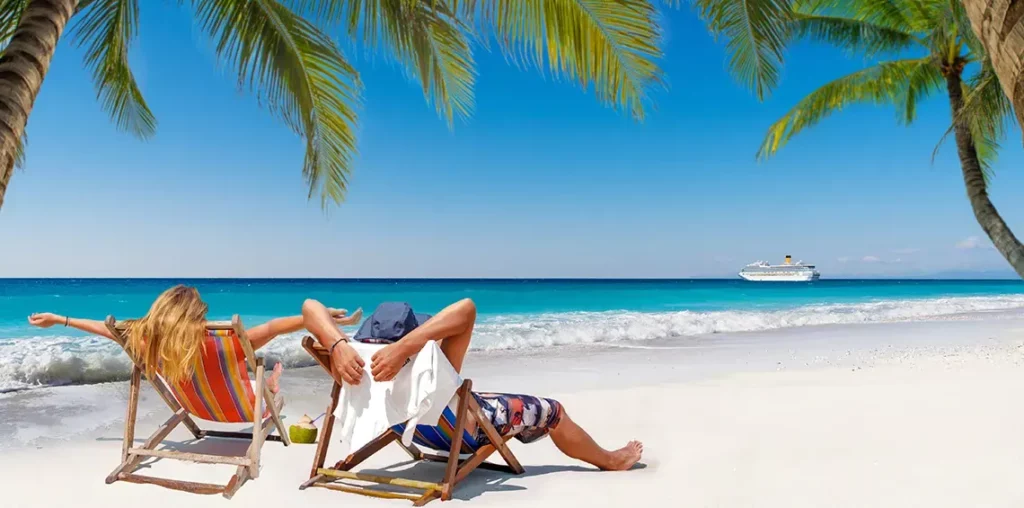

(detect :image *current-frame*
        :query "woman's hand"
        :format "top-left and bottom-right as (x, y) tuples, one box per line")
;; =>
(371, 342), (413, 382)
(28, 313), (64, 328)
(330, 307), (363, 326)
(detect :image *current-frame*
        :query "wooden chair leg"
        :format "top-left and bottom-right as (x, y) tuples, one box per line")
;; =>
(398, 441), (424, 460)
(265, 387), (289, 445)
(335, 431), (399, 471)
(223, 465), (250, 499)
(121, 366), (142, 463)
(469, 396), (525, 474)
(107, 409), (187, 483)
(414, 490), (442, 506)
(442, 381), (472, 500)
(308, 381), (341, 479)
(249, 361), (265, 479)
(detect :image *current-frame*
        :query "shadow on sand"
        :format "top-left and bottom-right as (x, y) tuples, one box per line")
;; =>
(352, 459), (648, 501)
(96, 434), (646, 500)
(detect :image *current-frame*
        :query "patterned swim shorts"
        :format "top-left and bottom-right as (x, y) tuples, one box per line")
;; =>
(473, 392), (564, 444)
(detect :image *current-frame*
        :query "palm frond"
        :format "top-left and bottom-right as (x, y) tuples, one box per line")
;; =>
(71, 0), (157, 138)
(696, 0), (791, 101)
(318, 0), (475, 126)
(950, 0), (984, 59)
(929, 61), (1009, 180)
(191, 0), (362, 207)
(455, 0), (664, 120)
(897, 56), (941, 123)
(844, 0), (915, 30)
(758, 58), (928, 159)
(0, 0), (27, 50)
(790, 12), (916, 57)
(961, 61), (1012, 174)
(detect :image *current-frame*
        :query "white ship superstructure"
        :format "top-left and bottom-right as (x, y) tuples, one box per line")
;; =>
(739, 255), (820, 282)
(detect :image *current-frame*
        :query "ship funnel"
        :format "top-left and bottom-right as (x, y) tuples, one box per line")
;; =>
(784, 255), (792, 264)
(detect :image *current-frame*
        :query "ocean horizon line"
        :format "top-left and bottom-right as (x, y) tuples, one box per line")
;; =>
(1, 276), (1023, 282)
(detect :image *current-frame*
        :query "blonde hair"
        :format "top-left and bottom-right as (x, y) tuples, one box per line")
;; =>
(126, 285), (209, 384)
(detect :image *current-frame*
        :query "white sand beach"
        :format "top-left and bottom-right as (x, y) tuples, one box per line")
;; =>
(4, 314), (1024, 507)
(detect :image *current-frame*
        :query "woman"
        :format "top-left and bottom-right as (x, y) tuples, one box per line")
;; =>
(28, 284), (359, 392)
(302, 297), (643, 471)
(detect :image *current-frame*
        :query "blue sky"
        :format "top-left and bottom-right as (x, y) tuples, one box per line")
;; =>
(0, 5), (1020, 278)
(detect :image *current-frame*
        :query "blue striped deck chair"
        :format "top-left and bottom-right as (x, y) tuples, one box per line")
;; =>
(299, 336), (525, 505)
(103, 315), (290, 499)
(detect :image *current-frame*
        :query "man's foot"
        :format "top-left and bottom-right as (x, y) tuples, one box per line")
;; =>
(601, 440), (643, 471)
(267, 362), (284, 394)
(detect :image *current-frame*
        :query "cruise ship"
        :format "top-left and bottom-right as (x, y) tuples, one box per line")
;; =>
(739, 255), (820, 282)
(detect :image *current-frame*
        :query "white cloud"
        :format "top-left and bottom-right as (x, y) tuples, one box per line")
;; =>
(862, 255), (881, 263)
(837, 256), (852, 263)
(892, 248), (921, 255)
(955, 236), (992, 250)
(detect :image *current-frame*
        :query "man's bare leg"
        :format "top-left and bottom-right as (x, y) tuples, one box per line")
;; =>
(549, 412), (643, 471)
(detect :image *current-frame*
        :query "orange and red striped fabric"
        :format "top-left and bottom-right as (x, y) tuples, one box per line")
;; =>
(166, 329), (267, 423)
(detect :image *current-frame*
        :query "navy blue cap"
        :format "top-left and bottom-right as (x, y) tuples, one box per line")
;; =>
(353, 302), (432, 343)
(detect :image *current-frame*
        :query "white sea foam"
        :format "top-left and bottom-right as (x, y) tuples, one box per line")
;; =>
(2, 295), (1024, 392)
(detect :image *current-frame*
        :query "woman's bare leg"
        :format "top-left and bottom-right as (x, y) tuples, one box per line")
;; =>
(266, 363), (283, 393)
(549, 412), (643, 471)
(397, 298), (476, 372)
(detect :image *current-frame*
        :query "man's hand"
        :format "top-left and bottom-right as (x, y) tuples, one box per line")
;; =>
(330, 341), (365, 385)
(28, 313), (63, 328)
(371, 342), (413, 382)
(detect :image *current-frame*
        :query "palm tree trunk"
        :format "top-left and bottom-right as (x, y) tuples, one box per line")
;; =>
(945, 69), (1024, 278)
(0, 0), (77, 211)
(961, 0), (1024, 141)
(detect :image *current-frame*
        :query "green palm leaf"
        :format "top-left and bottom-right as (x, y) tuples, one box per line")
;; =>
(455, 0), (663, 120)
(71, 0), (157, 138)
(790, 13), (916, 57)
(960, 61), (1011, 174)
(319, 0), (475, 126)
(897, 56), (941, 123)
(842, 0), (917, 31)
(0, 0), (27, 50)
(758, 58), (928, 159)
(695, 0), (791, 101)
(191, 0), (362, 206)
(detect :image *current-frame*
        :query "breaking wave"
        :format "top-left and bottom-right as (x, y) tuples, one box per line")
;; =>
(3, 295), (1024, 392)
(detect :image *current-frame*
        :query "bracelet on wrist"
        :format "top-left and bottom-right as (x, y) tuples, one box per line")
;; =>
(64, 316), (70, 327)
(328, 337), (348, 355)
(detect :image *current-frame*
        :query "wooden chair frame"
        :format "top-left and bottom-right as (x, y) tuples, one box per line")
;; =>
(298, 336), (525, 505)
(103, 315), (290, 499)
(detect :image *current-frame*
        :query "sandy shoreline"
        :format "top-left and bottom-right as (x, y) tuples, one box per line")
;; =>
(3, 315), (1024, 506)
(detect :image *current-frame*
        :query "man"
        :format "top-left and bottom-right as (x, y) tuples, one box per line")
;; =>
(302, 298), (643, 471)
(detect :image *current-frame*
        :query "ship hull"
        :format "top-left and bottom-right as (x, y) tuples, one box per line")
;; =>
(738, 271), (820, 282)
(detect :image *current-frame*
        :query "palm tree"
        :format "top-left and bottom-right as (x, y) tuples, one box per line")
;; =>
(750, 0), (1024, 277)
(0, 0), (664, 211)
(960, 0), (1024, 142)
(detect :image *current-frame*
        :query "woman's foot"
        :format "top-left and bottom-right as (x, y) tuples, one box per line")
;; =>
(601, 440), (643, 471)
(331, 307), (363, 326)
(267, 362), (284, 394)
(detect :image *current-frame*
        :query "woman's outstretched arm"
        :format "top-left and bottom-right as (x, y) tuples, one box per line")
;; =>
(246, 308), (362, 351)
(28, 313), (117, 341)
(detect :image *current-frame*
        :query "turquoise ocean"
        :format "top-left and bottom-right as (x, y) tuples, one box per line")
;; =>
(2, 278), (1024, 392)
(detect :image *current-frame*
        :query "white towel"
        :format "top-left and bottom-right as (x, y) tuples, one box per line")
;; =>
(333, 341), (463, 457)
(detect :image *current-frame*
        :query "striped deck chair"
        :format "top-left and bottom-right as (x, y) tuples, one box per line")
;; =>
(298, 337), (524, 506)
(103, 315), (290, 499)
